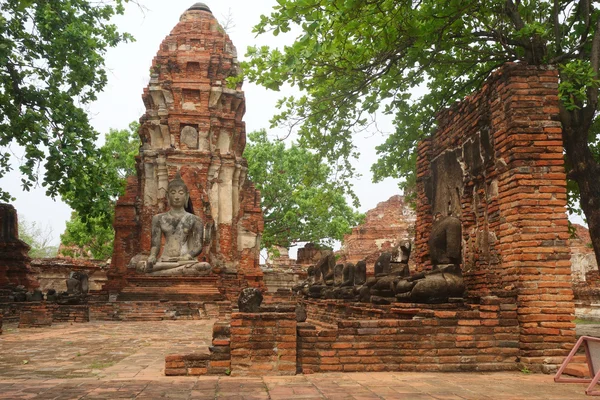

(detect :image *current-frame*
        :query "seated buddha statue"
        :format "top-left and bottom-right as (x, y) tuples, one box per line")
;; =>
(137, 173), (211, 276)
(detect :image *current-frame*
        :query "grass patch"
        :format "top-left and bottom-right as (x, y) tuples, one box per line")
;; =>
(89, 361), (116, 370)
(574, 318), (600, 325)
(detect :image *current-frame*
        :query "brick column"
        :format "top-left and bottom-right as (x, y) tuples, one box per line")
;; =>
(230, 311), (297, 376)
(492, 65), (575, 369)
(415, 138), (433, 271)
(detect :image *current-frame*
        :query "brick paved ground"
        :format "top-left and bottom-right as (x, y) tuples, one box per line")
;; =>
(0, 320), (595, 399)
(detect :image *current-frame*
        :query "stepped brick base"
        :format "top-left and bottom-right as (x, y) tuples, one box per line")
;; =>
(90, 301), (231, 321)
(115, 276), (225, 302)
(18, 304), (89, 328)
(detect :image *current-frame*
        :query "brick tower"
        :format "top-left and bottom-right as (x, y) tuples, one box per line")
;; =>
(105, 3), (264, 300)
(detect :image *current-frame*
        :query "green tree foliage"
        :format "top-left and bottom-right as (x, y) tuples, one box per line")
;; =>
(60, 122), (139, 259)
(18, 218), (57, 258)
(245, 129), (364, 252)
(59, 213), (113, 260)
(0, 0), (134, 221)
(241, 0), (600, 268)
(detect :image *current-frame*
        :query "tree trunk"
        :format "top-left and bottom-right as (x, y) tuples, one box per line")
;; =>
(561, 110), (600, 271)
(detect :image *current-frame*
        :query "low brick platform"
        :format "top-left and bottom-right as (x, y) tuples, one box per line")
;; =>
(298, 296), (523, 374)
(18, 304), (89, 328)
(19, 304), (54, 328)
(165, 320), (232, 376)
(89, 300), (231, 321)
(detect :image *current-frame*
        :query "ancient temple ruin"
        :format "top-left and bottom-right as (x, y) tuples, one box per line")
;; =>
(104, 3), (264, 301)
(0, 4), (581, 377)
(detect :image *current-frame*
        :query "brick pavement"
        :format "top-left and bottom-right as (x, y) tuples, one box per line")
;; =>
(0, 320), (595, 399)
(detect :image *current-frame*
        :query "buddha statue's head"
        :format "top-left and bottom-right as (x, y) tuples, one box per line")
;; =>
(167, 172), (190, 210)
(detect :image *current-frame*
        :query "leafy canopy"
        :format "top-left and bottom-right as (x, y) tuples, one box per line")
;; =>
(241, 0), (600, 194)
(245, 129), (364, 252)
(0, 0), (134, 220)
(60, 122), (140, 260)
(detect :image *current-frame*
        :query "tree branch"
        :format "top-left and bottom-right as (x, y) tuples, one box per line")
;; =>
(504, 0), (525, 31)
(586, 16), (600, 113)
(553, 0), (562, 54)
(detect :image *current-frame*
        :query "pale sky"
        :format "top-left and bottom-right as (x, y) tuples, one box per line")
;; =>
(1, 0), (402, 247)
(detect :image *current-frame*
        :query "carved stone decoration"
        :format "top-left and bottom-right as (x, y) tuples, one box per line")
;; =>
(410, 265), (465, 303)
(238, 287), (263, 312)
(13, 285), (26, 302)
(56, 271), (90, 305)
(313, 264), (322, 284)
(46, 289), (57, 302)
(181, 126), (199, 149)
(198, 129), (210, 152)
(399, 241), (412, 264)
(66, 271), (89, 295)
(26, 289), (43, 302)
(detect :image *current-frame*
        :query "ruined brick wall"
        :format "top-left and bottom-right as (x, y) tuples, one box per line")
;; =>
(0, 204), (38, 290)
(416, 63), (574, 368)
(297, 243), (329, 265)
(338, 195), (416, 272)
(262, 270), (305, 293)
(164, 320), (232, 376)
(30, 258), (107, 293)
(298, 296), (519, 373)
(107, 5), (264, 294)
(17, 304), (89, 327)
(89, 300), (230, 321)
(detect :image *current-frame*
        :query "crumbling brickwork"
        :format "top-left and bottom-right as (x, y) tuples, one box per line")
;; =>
(297, 243), (329, 265)
(164, 320), (232, 376)
(298, 297), (519, 373)
(0, 204), (38, 290)
(230, 311), (297, 376)
(570, 224), (597, 282)
(416, 63), (575, 368)
(338, 195), (416, 271)
(30, 258), (107, 294)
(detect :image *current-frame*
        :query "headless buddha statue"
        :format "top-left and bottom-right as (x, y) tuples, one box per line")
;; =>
(138, 173), (211, 276)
